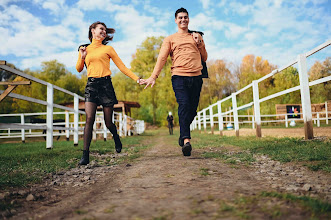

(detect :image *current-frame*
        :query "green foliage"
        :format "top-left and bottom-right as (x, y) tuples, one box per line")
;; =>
(113, 36), (176, 125)
(309, 57), (331, 103)
(199, 59), (236, 109)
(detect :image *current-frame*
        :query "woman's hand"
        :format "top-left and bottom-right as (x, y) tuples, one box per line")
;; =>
(79, 46), (87, 60)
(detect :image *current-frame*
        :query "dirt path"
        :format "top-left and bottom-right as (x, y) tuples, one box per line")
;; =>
(8, 130), (331, 219)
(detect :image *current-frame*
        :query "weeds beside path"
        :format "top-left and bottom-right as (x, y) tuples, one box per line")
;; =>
(2, 128), (331, 219)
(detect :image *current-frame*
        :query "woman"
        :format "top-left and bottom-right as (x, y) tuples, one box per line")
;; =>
(76, 21), (141, 165)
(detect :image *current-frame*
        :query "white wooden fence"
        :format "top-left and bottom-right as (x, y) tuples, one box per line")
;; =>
(191, 40), (331, 139)
(0, 63), (144, 148)
(0, 111), (145, 141)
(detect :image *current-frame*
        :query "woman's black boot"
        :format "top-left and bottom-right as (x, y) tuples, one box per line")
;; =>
(79, 150), (90, 165)
(113, 135), (122, 153)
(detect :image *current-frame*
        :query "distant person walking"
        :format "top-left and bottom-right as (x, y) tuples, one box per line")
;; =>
(167, 112), (174, 135)
(76, 21), (141, 165)
(140, 8), (207, 156)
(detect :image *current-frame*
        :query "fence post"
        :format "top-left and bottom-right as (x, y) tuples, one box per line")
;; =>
(93, 120), (97, 141)
(20, 114), (25, 143)
(198, 112), (201, 132)
(326, 101), (329, 125)
(65, 111), (70, 141)
(252, 80), (262, 137)
(298, 54), (314, 139)
(46, 83), (53, 149)
(285, 114), (288, 128)
(317, 113), (320, 127)
(209, 106), (214, 134)
(203, 109), (207, 132)
(124, 115), (127, 136)
(119, 113), (123, 136)
(103, 117), (107, 141)
(232, 93), (239, 137)
(252, 114), (255, 129)
(191, 117), (196, 131)
(217, 101), (223, 136)
(74, 94), (79, 146)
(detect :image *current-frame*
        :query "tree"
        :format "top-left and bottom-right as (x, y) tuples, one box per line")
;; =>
(199, 59), (235, 109)
(271, 66), (301, 106)
(235, 55), (277, 115)
(309, 57), (331, 103)
(129, 36), (174, 125)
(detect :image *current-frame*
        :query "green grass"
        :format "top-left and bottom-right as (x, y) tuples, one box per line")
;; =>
(0, 132), (150, 189)
(260, 191), (331, 216)
(200, 168), (209, 176)
(202, 150), (256, 166)
(193, 131), (331, 172)
(217, 192), (331, 219)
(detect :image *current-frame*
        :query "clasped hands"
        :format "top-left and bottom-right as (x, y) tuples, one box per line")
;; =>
(139, 77), (155, 89)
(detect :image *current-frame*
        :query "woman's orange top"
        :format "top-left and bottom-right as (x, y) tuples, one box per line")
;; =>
(76, 39), (139, 81)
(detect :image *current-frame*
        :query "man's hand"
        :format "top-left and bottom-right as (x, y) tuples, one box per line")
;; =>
(139, 77), (156, 89)
(192, 32), (202, 45)
(79, 46), (87, 59)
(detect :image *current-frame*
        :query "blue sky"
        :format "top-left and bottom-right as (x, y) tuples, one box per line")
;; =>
(0, 0), (330, 75)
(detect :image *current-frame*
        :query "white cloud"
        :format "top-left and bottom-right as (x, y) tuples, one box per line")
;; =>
(41, 0), (65, 15)
(76, 0), (118, 11)
(190, 13), (226, 31)
(225, 24), (247, 39)
(199, 0), (210, 9)
(21, 50), (77, 70)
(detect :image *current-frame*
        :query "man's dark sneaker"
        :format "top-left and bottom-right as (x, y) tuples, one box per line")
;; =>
(178, 136), (184, 147)
(113, 134), (122, 153)
(79, 150), (89, 165)
(182, 142), (192, 156)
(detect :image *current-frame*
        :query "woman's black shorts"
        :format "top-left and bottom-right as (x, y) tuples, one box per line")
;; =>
(84, 75), (118, 107)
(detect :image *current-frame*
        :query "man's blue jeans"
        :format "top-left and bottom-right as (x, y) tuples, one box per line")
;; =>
(171, 75), (203, 140)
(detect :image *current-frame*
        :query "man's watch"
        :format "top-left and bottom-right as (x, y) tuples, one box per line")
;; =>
(136, 78), (140, 84)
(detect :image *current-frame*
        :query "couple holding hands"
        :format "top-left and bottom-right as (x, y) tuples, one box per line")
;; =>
(76, 7), (207, 165)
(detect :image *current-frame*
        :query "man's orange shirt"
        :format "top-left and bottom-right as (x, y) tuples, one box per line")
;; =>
(151, 32), (208, 79)
(76, 39), (139, 81)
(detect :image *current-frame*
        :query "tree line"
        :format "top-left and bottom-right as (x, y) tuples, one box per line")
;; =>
(0, 36), (330, 126)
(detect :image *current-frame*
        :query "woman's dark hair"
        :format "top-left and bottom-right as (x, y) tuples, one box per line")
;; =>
(88, 21), (115, 45)
(175, 7), (188, 18)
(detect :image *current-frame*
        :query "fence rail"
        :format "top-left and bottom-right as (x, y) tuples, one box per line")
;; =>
(0, 63), (144, 148)
(191, 40), (331, 139)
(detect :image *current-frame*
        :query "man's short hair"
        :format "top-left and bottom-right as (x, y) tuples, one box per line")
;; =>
(175, 7), (189, 18)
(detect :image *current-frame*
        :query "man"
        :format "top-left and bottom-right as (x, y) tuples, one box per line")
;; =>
(167, 112), (174, 135)
(141, 7), (207, 156)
